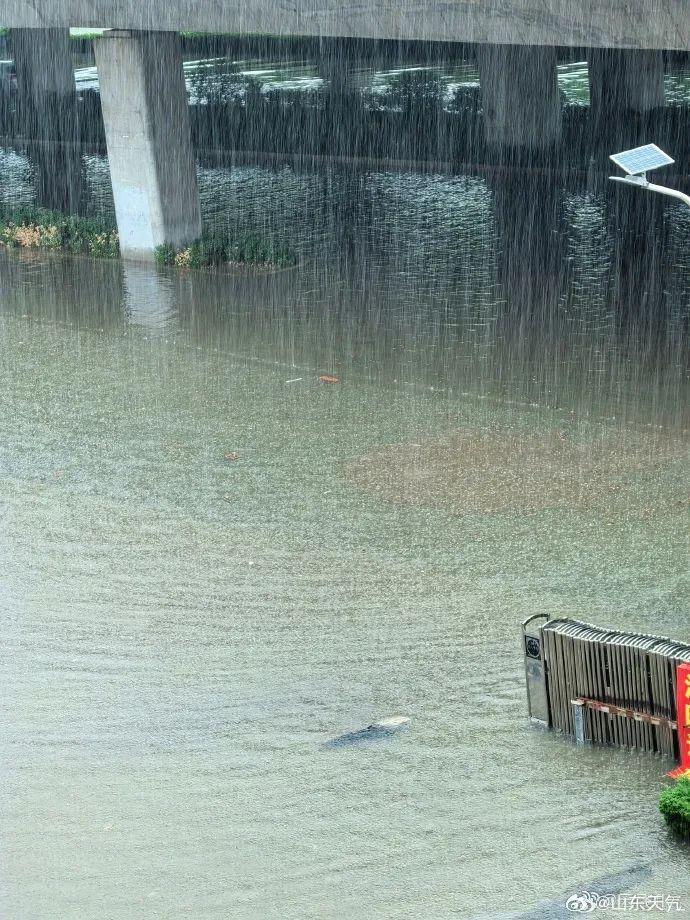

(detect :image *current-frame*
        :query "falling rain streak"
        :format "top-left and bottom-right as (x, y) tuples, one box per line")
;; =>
(0, 16), (688, 920)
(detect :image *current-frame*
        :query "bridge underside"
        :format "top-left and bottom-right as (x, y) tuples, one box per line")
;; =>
(4, 0), (689, 259)
(3, 0), (689, 51)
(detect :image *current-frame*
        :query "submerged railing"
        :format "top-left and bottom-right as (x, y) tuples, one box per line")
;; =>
(523, 615), (690, 767)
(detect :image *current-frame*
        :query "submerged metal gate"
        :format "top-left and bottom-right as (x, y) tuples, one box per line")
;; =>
(523, 616), (690, 759)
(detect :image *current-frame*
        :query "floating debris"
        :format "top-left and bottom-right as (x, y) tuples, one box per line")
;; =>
(325, 715), (410, 748)
(318, 374), (340, 384)
(223, 452), (240, 462)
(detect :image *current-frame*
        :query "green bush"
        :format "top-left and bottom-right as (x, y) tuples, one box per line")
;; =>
(153, 242), (177, 266)
(157, 230), (298, 270)
(0, 207), (119, 258)
(188, 234), (228, 267)
(659, 777), (690, 838)
(0, 207), (297, 271)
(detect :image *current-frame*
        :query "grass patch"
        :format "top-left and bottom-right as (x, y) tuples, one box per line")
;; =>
(0, 208), (298, 271)
(0, 207), (119, 258)
(154, 230), (298, 270)
(660, 777), (690, 839)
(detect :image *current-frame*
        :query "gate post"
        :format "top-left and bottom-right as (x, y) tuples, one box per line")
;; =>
(572, 700), (586, 745)
(522, 614), (550, 726)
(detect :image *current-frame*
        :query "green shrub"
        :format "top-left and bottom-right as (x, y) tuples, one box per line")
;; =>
(270, 241), (299, 268)
(0, 207), (297, 271)
(189, 234), (228, 267)
(154, 242), (177, 266)
(0, 207), (118, 258)
(156, 230), (298, 270)
(660, 777), (690, 838)
(88, 230), (119, 259)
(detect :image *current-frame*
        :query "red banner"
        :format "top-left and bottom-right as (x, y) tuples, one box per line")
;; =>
(669, 663), (690, 779)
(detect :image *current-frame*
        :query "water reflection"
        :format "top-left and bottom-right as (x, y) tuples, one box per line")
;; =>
(1, 148), (688, 391)
(122, 262), (177, 330)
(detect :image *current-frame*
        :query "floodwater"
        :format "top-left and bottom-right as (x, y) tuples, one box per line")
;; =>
(0, 152), (689, 919)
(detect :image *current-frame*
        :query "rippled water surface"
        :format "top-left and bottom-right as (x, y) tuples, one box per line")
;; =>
(0, 150), (689, 919)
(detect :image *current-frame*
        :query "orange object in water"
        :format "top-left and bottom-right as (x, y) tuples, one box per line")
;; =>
(224, 452), (240, 462)
(318, 374), (339, 384)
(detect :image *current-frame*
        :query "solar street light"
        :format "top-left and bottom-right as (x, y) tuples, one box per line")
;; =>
(609, 143), (690, 209)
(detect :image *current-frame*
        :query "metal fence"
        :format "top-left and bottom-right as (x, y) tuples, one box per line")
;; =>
(523, 615), (690, 759)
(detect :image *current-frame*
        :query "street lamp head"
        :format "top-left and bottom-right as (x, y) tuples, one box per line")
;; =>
(607, 144), (690, 210)
(609, 143), (674, 177)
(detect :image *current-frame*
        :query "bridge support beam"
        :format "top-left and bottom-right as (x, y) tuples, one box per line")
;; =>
(317, 48), (360, 98)
(589, 49), (665, 116)
(476, 44), (562, 149)
(317, 49), (362, 156)
(11, 28), (84, 212)
(94, 30), (201, 261)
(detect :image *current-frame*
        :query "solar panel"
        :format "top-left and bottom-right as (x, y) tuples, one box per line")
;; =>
(610, 143), (674, 176)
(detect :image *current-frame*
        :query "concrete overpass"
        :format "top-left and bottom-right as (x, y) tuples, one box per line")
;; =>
(4, 1), (688, 259)
(4, 0), (689, 50)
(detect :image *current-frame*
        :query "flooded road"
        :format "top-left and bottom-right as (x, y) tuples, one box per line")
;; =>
(0, 155), (689, 918)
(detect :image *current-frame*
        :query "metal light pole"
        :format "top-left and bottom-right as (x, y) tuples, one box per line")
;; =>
(609, 143), (690, 210)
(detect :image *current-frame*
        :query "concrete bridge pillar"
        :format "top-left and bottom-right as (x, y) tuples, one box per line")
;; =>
(94, 30), (201, 261)
(589, 49), (665, 116)
(11, 28), (84, 212)
(476, 44), (562, 149)
(317, 49), (360, 97)
(317, 48), (363, 155)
